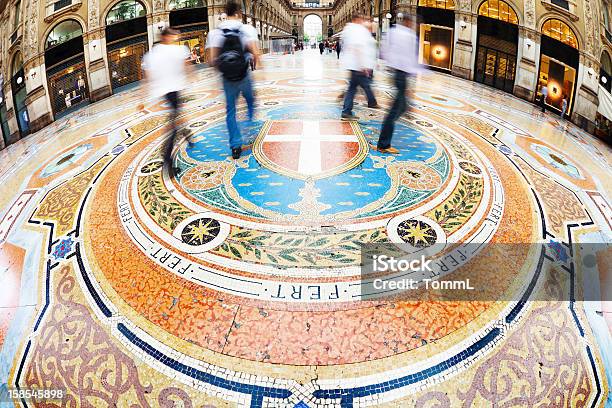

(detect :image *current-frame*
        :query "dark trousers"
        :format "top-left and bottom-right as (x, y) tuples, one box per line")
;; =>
(342, 70), (377, 115)
(377, 69), (408, 150)
(540, 94), (547, 113)
(163, 91), (179, 165)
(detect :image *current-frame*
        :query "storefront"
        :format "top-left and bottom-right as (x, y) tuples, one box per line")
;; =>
(105, 0), (148, 91)
(417, 0), (455, 71)
(536, 19), (579, 116)
(169, 0), (208, 64)
(10, 53), (29, 138)
(474, 0), (518, 93)
(45, 19), (89, 117)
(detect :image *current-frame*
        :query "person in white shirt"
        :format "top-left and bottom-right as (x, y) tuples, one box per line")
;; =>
(340, 13), (379, 121)
(376, 15), (419, 154)
(206, 1), (260, 159)
(141, 27), (191, 173)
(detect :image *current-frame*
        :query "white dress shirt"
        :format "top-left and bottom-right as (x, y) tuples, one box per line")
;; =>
(381, 24), (419, 74)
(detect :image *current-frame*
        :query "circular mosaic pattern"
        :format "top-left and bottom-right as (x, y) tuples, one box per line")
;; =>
(180, 217), (221, 246)
(396, 219), (437, 248)
(40, 143), (92, 178)
(530, 143), (584, 180)
(82, 93), (534, 372)
(414, 92), (465, 108)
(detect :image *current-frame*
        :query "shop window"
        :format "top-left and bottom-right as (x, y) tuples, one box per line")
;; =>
(536, 55), (576, 112)
(168, 0), (205, 9)
(46, 20), (83, 49)
(542, 19), (578, 49)
(478, 0), (518, 24)
(417, 0), (454, 10)
(106, 0), (146, 25)
(418, 24), (453, 70)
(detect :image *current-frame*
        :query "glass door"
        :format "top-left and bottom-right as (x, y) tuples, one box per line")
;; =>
(475, 46), (516, 92)
(483, 49), (496, 87)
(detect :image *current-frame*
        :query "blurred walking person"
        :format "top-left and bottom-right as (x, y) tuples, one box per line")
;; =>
(540, 84), (548, 113)
(341, 13), (379, 121)
(319, 42), (325, 55)
(207, 1), (260, 159)
(335, 40), (341, 59)
(376, 15), (419, 154)
(141, 27), (192, 173)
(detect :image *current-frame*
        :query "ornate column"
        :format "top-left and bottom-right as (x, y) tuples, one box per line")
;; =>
(513, 0), (538, 101)
(23, 53), (53, 131)
(208, 0), (227, 30)
(572, 52), (600, 130)
(513, 27), (539, 101)
(2, 80), (20, 143)
(85, 0), (112, 101)
(22, 0), (53, 131)
(568, 0), (600, 131)
(451, 9), (476, 80)
(84, 28), (113, 102)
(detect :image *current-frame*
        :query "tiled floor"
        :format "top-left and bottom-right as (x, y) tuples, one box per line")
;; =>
(0, 50), (611, 407)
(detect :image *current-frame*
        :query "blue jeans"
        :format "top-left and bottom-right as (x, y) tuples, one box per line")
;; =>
(342, 70), (377, 116)
(163, 91), (179, 164)
(223, 75), (255, 149)
(377, 70), (408, 150)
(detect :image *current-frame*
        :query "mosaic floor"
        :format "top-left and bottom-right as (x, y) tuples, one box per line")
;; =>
(1, 50), (611, 407)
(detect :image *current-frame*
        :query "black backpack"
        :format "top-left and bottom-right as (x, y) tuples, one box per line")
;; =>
(217, 28), (248, 82)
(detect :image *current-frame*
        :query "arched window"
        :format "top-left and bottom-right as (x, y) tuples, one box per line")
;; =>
(11, 52), (23, 77)
(418, 0), (455, 9)
(169, 0), (204, 9)
(45, 19), (83, 49)
(478, 0), (518, 24)
(106, 0), (146, 25)
(602, 51), (612, 74)
(542, 19), (578, 49)
(601, 51), (612, 91)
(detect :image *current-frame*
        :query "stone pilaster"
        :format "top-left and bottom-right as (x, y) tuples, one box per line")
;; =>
(84, 28), (112, 102)
(514, 28), (539, 101)
(2, 82), (20, 144)
(451, 11), (476, 80)
(23, 54), (53, 131)
(572, 52), (600, 129)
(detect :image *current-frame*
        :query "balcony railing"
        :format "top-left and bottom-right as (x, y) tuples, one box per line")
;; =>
(292, 2), (332, 7)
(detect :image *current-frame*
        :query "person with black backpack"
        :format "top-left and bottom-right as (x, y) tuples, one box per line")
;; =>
(206, 1), (260, 159)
